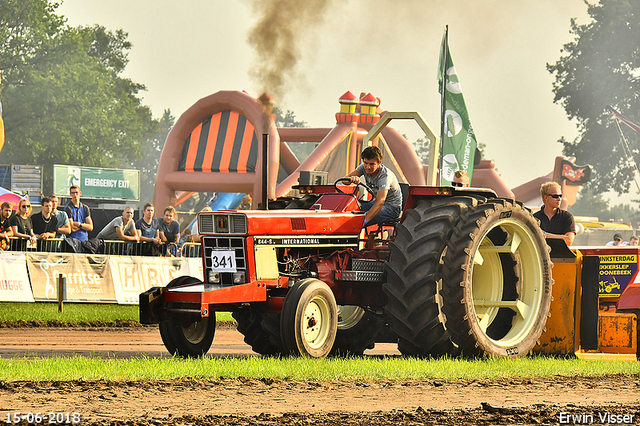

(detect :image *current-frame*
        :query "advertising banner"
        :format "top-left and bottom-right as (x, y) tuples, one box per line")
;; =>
(27, 253), (116, 302)
(0, 252), (34, 302)
(110, 257), (201, 304)
(597, 253), (638, 297)
(53, 164), (140, 201)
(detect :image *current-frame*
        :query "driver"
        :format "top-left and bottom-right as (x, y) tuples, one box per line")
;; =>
(344, 146), (402, 227)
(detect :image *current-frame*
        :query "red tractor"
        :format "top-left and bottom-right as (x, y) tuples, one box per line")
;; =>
(140, 114), (553, 358)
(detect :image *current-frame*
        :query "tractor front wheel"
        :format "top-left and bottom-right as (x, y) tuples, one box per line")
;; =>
(331, 305), (383, 356)
(159, 276), (216, 358)
(281, 278), (338, 358)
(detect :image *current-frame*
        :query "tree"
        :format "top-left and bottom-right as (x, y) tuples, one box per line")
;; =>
(569, 187), (640, 225)
(548, 0), (640, 196)
(128, 109), (175, 205)
(0, 0), (161, 194)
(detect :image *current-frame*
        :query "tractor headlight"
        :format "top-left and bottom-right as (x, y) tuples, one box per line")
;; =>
(208, 271), (220, 283)
(233, 271), (246, 284)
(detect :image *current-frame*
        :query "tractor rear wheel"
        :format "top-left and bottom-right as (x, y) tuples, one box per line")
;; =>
(382, 197), (480, 357)
(281, 278), (338, 358)
(233, 309), (283, 356)
(330, 305), (383, 356)
(442, 199), (552, 357)
(159, 276), (216, 358)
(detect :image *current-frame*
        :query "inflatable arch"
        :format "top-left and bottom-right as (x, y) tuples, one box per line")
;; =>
(153, 90), (427, 210)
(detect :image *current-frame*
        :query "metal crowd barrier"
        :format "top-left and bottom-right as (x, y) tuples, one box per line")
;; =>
(180, 242), (202, 258)
(4, 237), (203, 258)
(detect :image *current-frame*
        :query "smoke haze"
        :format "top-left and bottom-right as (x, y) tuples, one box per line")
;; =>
(247, 0), (334, 102)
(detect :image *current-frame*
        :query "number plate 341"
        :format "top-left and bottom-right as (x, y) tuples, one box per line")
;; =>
(211, 250), (236, 272)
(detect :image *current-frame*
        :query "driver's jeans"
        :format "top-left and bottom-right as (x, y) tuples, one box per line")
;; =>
(359, 200), (401, 227)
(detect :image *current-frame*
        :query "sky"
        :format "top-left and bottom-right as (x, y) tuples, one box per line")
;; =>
(57, 0), (591, 193)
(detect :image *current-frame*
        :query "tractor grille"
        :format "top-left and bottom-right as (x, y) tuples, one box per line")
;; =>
(199, 215), (214, 234)
(198, 213), (247, 235)
(291, 217), (306, 231)
(203, 236), (246, 286)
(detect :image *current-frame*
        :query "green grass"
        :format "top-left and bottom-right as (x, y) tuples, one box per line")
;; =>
(0, 355), (638, 382)
(0, 302), (234, 327)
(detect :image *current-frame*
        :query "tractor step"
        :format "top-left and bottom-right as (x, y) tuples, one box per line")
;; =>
(343, 259), (386, 282)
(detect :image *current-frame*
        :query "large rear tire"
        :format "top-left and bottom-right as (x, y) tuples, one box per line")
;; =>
(159, 276), (216, 358)
(442, 199), (553, 357)
(281, 278), (338, 358)
(382, 197), (480, 357)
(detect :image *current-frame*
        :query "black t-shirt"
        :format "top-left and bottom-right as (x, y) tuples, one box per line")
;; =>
(533, 206), (576, 236)
(32, 213), (59, 236)
(9, 215), (33, 237)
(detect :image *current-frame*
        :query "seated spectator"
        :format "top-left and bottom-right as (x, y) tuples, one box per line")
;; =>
(10, 199), (36, 248)
(158, 206), (180, 255)
(97, 207), (139, 242)
(32, 197), (59, 247)
(239, 194), (252, 210)
(49, 195), (71, 238)
(605, 233), (623, 246)
(0, 202), (14, 250)
(451, 170), (470, 187)
(629, 236), (639, 246)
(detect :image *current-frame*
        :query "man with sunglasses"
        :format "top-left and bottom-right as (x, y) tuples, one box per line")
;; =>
(533, 182), (575, 245)
(451, 170), (470, 187)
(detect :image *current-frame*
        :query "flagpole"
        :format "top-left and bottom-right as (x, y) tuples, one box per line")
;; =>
(439, 25), (448, 185)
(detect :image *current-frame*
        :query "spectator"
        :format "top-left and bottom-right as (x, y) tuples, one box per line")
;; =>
(32, 197), (59, 242)
(158, 206), (180, 254)
(533, 182), (576, 246)
(10, 199), (36, 247)
(136, 203), (161, 256)
(0, 201), (14, 249)
(239, 194), (252, 210)
(605, 233), (623, 246)
(629, 236), (639, 246)
(135, 203), (161, 246)
(451, 170), (470, 187)
(49, 195), (71, 238)
(97, 206), (139, 242)
(65, 185), (93, 241)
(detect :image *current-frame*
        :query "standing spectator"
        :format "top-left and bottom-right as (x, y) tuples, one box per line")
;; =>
(629, 236), (639, 246)
(605, 233), (623, 246)
(49, 195), (71, 238)
(65, 185), (93, 241)
(158, 206), (180, 254)
(135, 203), (161, 245)
(0, 201), (14, 249)
(532, 182), (576, 246)
(10, 199), (36, 247)
(32, 197), (59, 243)
(97, 207), (139, 242)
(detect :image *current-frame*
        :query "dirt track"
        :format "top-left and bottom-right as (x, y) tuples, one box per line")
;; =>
(1, 327), (639, 425)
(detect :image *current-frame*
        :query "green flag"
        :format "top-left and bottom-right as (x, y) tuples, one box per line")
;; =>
(438, 28), (477, 185)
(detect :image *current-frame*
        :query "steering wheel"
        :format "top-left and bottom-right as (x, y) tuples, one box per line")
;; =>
(333, 177), (375, 200)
